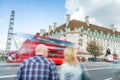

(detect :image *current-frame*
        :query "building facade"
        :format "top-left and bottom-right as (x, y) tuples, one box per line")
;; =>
(40, 14), (120, 56)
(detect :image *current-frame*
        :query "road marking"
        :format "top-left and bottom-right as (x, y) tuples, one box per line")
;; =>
(86, 67), (115, 71)
(6, 67), (11, 70)
(0, 75), (16, 78)
(105, 78), (113, 80)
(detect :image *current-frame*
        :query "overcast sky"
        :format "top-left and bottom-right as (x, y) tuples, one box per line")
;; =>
(0, 0), (120, 50)
(66, 0), (120, 30)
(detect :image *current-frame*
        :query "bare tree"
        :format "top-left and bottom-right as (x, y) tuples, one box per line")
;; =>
(86, 40), (103, 57)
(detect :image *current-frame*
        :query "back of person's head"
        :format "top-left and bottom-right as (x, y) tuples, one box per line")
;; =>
(35, 44), (49, 56)
(63, 46), (78, 66)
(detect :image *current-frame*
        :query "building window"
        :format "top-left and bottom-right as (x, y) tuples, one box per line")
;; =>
(79, 34), (83, 37)
(79, 43), (82, 46)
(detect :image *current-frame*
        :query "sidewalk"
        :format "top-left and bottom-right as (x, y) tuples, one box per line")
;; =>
(81, 62), (116, 66)
(0, 61), (20, 66)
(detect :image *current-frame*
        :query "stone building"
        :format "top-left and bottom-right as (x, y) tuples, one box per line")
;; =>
(40, 14), (120, 56)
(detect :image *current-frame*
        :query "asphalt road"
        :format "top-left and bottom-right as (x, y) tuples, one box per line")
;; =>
(0, 62), (120, 80)
(84, 62), (120, 80)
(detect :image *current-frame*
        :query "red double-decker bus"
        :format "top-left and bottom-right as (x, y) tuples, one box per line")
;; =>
(6, 34), (75, 64)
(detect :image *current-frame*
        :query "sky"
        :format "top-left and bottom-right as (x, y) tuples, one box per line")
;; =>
(0, 0), (120, 50)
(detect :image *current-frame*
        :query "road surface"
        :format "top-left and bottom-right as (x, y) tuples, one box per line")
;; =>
(0, 62), (120, 80)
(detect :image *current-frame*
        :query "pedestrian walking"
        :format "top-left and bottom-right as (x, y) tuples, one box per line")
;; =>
(15, 44), (59, 80)
(59, 46), (91, 80)
(106, 48), (111, 56)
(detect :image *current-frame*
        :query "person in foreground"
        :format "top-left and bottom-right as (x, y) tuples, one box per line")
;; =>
(59, 46), (91, 80)
(15, 44), (59, 80)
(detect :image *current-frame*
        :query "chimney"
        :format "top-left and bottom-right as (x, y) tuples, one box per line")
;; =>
(40, 29), (46, 36)
(66, 14), (71, 27)
(85, 16), (90, 26)
(110, 24), (116, 33)
(48, 25), (52, 33)
(53, 22), (57, 32)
